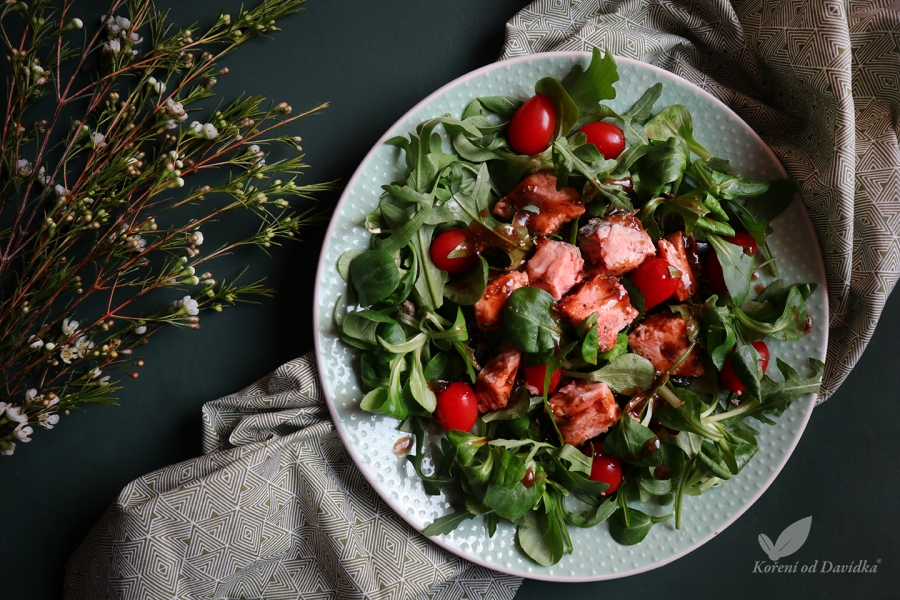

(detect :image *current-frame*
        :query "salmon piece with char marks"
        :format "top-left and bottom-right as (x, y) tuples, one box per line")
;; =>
(474, 270), (528, 331)
(526, 238), (584, 300)
(658, 232), (697, 301)
(492, 171), (585, 236)
(578, 213), (655, 276)
(556, 275), (638, 351)
(628, 310), (704, 376)
(475, 343), (521, 413)
(549, 380), (620, 448)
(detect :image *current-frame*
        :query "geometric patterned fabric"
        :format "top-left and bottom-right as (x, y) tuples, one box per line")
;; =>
(65, 354), (523, 599)
(501, 0), (900, 401)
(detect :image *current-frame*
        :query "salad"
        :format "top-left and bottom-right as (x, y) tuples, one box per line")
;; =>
(335, 50), (823, 567)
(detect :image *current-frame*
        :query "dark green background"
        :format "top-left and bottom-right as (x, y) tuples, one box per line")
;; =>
(1, 1), (896, 598)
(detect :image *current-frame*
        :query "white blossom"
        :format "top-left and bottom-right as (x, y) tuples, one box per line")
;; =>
(5, 405), (28, 425)
(62, 318), (78, 337)
(104, 15), (130, 35)
(165, 98), (187, 120)
(25, 389), (40, 404)
(123, 30), (143, 44)
(39, 413), (59, 429)
(132, 234), (147, 252)
(16, 158), (32, 176)
(176, 295), (199, 316)
(28, 336), (43, 350)
(134, 325), (147, 335)
(189, 230), (204, 246)
(202, 123), (218, 139)
(104, 39), (121, 53)
(44, 342), (56, 351)
(14, 424), (33, 442)
(90, 131), (106, 148)
(62, 317), (79, 337)
(54, 184), (69, 197)
(37, 166), (50, 186)
(59, 344), (78, 364)
(0, 442), (14, 456)
(189, 121), (203, 134)
(74, 336), (94, 358)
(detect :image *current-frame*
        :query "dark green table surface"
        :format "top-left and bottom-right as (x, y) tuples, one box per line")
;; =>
(2, 1), (897, 598)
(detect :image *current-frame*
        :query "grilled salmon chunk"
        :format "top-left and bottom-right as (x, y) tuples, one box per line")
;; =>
(476, 343), (522, 413)
(658, 232), (697, 301)
(549, 380), (620, 447)
(628, 310), (704, 376)
(492, 171), (585, 236)
(578, 213), (655, 276)
(556, 275), (638, 351)
(526, 238), (585, 300)
(474, 270), (528, 331)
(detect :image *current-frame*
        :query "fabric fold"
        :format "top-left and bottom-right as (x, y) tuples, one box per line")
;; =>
(65, 353), (522, 600)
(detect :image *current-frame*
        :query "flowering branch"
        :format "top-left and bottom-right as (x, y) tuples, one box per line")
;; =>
(0, 0), (335, 456)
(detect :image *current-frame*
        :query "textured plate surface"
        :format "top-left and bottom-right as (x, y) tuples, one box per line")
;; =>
(312, 52), (828, 581)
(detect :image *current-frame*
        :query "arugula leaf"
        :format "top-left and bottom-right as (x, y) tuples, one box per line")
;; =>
(535, 77), (579, 139)
(729, 344), (763, 399)
(561, 48), (619, 112)
(462, 95), (523, 119)
(657, 387), (721, 441)
(734, 284), (812, 341)
(707, 234), (754, 304)
(501, 287), (562, 354)
(481, 388), (540, 423)
(717, 358), (823, 427)
(551, 135), (626, 208)
(565, 353), (655, 393)
(633, 136), (690, 199)
(744, 178), (799, 224)
(603, 413), (662, 467)
(700, 295), (736, 371)
(643, 104), (712, 160)
(617, 82), (662, 145)
(422, 509), (476, 536)
(686, 158), (769, 200)
(444, 255), (489, 305)
(561, 495), (618, 528)
(547, 456), (609, 495)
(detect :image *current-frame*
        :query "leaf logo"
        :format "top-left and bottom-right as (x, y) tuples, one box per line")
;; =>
(758, 516), (812, 562)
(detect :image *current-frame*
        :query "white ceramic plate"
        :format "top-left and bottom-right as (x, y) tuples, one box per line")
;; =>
(312, 52), (828, 581)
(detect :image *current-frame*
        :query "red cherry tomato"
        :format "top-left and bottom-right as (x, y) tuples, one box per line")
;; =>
(720, 341), (770, 394)
(579, 121), (626, 159)
(433, 382), (478, 432)
(523, 364), (562, 395)
(705, 232), (758, 294)
(628, 257), (679, 310)
(429, 229), (478, 274)
(508, 94), (556, 155)
(581, 443), (623, 495)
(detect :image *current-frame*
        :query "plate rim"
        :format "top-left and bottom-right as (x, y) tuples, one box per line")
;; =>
(312, 50), (829, 582)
